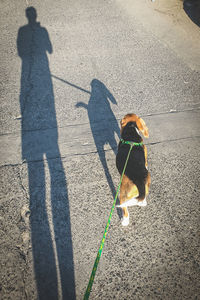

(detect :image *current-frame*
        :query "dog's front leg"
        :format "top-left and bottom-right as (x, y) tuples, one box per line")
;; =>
(121, 207), (129, 226)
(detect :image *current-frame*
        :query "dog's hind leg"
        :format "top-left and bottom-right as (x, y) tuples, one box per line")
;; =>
(145, 172), (151, 195)
(116, 178), (139, 208)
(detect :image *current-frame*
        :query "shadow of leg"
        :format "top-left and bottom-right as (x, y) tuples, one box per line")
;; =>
(48, 156), (76, 300)
(28, 160), (58, 300)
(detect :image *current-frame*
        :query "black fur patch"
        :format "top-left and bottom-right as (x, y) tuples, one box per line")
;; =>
(116, 122), (148, 199)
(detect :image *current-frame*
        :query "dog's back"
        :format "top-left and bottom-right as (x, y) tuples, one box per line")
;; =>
(116, 143), (147, 180)
(116, 113), (150, 226)
(116, 121), (148, 201)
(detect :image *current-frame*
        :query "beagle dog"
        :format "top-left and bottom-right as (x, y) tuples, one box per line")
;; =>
(116, 114), (151, 226)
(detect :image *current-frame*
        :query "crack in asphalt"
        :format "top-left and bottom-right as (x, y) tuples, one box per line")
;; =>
(0, 135), (200, 168)
(16, 165), (30, 300)
(0, 107), (200, 137)
(16, 164), (29, 201)
(147, 135), (200, 146)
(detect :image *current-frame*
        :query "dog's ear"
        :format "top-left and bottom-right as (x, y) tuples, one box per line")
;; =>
(136, 117), (149, 138)
(120, 118), (127, 129)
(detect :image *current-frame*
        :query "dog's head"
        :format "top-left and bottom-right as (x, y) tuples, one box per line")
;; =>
(120, 113), (149, 138)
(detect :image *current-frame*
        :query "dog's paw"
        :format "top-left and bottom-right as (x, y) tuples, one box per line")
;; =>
(121, 213), (129, 226)
(137, 198), (147, 207)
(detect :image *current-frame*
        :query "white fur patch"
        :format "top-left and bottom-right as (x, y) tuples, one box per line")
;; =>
(117, 198), (147, 208)
(135, 127), (140, 135)
(138, 198), (147, 207)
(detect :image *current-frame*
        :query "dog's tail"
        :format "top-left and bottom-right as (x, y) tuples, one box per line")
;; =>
(135, 180), (146, 201)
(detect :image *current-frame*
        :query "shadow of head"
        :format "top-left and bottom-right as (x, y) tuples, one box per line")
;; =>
(26, 6), (37, 24)
(90, 79), (118, 105)
(90, 79), (105, 91)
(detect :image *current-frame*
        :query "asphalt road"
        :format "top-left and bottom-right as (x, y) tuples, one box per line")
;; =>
(0, 0), (200, 299)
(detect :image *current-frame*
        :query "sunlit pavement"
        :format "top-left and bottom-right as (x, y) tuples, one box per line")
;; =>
(0, 1), (200, 299)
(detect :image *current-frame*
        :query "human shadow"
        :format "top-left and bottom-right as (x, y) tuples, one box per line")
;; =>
(17, 7), (75, 300)
(76, 79), (121, 216)
(183, 0), (200, 27)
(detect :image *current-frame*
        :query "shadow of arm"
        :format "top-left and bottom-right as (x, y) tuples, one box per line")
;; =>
(17, 28), (23, 58)
(75, 102), (88, 109)
(45, 29), (53, 54)
(106, 90), (117, 105)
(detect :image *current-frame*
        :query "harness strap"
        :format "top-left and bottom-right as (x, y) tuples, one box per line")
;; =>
(120, 138), (143, 147)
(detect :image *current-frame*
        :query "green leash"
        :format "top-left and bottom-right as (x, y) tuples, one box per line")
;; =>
(84, 141), (139, 300)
